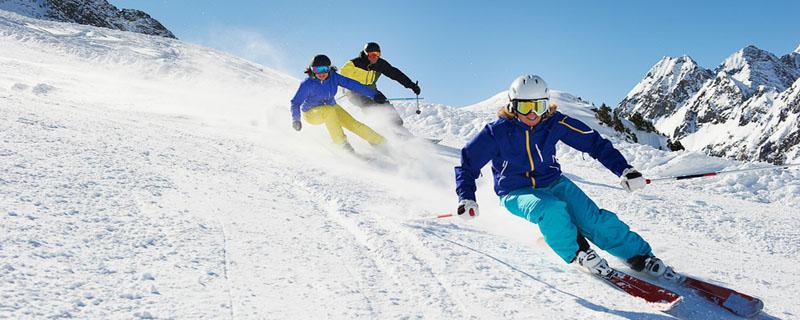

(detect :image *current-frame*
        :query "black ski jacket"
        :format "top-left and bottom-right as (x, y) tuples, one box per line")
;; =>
(340, 52), (415, 90)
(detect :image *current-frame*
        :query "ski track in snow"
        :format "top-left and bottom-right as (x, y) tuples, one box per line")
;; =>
(1, 9), (799, 319)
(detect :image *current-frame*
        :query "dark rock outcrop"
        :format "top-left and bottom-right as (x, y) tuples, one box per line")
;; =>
(0, 0), (176, 38)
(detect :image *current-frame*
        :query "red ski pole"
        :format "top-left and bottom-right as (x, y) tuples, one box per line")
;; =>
(435, 213), (453, 219)
(645, 163), (800, 184)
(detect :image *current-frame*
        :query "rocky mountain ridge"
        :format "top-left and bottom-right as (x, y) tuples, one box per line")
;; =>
(0, 0), (175, 38)
(618, 44), (800, 164)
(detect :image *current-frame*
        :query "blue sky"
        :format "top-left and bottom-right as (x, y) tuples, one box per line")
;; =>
(110, 0), (799, 107)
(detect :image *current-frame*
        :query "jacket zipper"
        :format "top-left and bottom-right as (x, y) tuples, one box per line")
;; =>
(524, 128), (536, 187)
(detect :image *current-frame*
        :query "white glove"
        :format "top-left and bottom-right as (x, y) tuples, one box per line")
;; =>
(620, 168), (646, 192)
(457, 199), (479, 220)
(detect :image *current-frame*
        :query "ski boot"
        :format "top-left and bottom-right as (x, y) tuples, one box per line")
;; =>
(575, 249), (612, 277)
(628, 255), (682, 282)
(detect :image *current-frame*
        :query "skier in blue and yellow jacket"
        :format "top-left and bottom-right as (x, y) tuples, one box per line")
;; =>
(454, 75), (679, 281)
(340, 42), (420, 137)
(291, 54), (388, 152)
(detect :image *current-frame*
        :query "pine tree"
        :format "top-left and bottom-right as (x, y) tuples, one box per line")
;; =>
(593, 103), (637, 142)
(667, 139), (685, 151)
(629, 112), (657, 133)
(595, 103), (614, 127)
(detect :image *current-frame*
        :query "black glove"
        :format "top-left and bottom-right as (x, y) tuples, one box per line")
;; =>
(292, 120), (302, 131)
(373, 91), (387, 104)
(411, 83), (421, 96)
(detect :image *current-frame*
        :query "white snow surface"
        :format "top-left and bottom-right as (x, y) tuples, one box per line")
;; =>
(1, 10), (799, 319)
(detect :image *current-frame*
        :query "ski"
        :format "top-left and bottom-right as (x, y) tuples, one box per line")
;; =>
(677, 275), (764, 318)
(597, 268), (683, 310)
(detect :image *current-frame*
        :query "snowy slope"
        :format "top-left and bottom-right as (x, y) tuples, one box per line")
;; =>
(2, 10), (800, 319)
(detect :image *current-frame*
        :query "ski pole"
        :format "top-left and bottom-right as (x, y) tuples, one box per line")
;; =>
(435, 213), (453, 219)
(645, 163), (800, 184)
(415, 81), (421, 114)
(386, 97), (425, 101)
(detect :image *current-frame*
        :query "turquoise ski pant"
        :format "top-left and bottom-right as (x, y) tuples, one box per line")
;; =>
(500, 176), (652, 264)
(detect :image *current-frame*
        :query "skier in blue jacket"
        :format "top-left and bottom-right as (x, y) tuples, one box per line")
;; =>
(454, 75), (677, 280)
(291, 54), (388, 152)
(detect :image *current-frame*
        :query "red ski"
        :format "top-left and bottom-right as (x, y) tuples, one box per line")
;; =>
(680, 275), (763, 318)
(598, 268), (683, 310)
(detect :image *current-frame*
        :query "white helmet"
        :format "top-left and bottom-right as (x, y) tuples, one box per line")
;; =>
(508, 75), (549, 101)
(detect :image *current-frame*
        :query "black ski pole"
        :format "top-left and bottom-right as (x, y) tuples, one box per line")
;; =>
(386, 97), (424, 101)
(415, 81), (421, 114)
(645, 163), (800, 184)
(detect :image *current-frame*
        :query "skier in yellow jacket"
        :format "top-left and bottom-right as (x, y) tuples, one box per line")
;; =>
(340, 42), (421, 137)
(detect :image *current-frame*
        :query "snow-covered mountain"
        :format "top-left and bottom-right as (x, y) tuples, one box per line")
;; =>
(619, 45), (800, 164)
(0, 0), (175, 38)
(2, 9), (800, 319)
(780, 44), (800, 71)
(618, 55), (713, 120)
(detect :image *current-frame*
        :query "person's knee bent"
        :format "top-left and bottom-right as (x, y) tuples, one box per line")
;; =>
(531, 200), (569, 225)
(537, 201), (580, 263)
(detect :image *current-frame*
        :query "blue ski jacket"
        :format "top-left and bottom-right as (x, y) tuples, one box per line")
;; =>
(455, 111), (632, 201)
(290, 71), (377, 121)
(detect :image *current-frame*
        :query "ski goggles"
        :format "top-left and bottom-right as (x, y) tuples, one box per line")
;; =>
(311, 66), (330, 74)
(512, 98), (549, 116)
(366, 51), (381, 59)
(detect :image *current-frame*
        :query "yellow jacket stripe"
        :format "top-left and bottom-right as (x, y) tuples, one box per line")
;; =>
(559, 116), (594, 134)
(525, 130), (536, 187)
(340, 60), (379, 86)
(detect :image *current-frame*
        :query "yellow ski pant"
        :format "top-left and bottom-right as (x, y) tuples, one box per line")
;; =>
(302, 105), (385, 146)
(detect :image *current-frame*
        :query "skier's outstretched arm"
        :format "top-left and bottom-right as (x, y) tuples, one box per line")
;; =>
(374, 59), (416, 90)
(334, 72), (377, 99)
(556, 115), (630, 177)
(557, 115), (646, 192)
